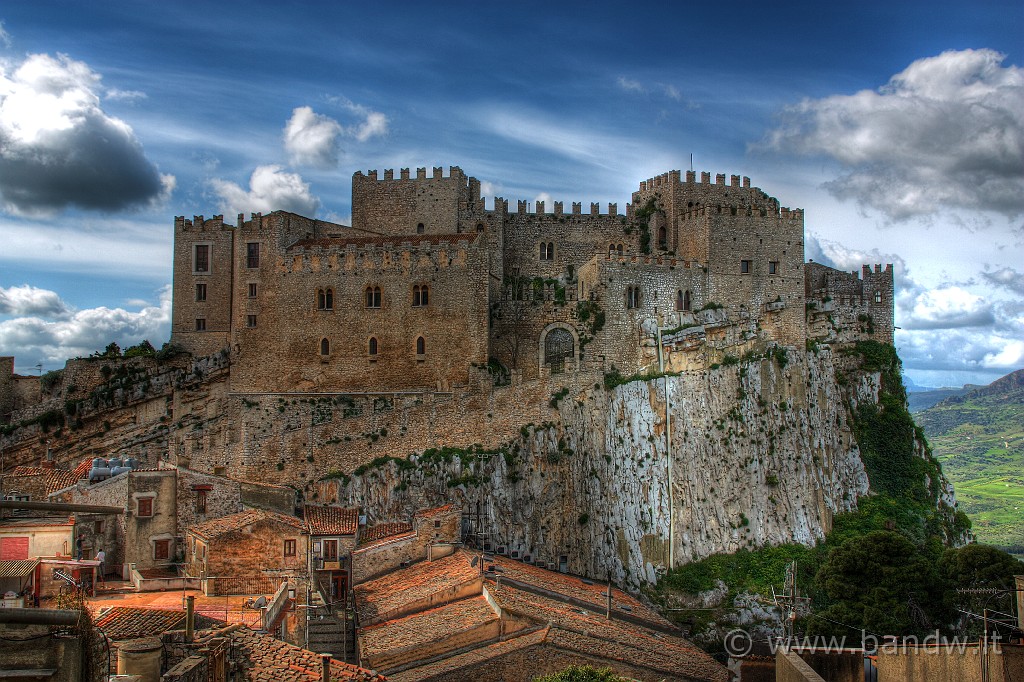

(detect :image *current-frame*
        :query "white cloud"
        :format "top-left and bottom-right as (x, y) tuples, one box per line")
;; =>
(900, 286), (995, 330)
(0, 53), (174, 214)
(0, 285), (73, 318)
(617, 76), (644, 93)
(283, 106), (343, 168)
(981, 265), (1024, 295)
(761, 49), (1024, 221)
(0, 286), (171, 370)
(0, 21), (10, 47)
(209, 165), (320, 217)
(105, 88), (147, 102)
(327, 96), (389, 143)
(663, 84), (682, 101)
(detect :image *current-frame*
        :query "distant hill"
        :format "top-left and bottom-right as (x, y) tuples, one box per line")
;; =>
(916, 368), (1024, 552)
(908, 386), (974, 413)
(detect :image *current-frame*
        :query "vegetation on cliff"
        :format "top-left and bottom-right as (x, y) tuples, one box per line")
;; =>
(650, 342), (1019, 646)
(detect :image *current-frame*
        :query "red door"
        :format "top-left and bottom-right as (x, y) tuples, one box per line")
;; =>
(0, 537), (29, 560)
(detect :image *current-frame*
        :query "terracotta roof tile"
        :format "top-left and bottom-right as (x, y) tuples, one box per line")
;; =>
(304, 505), (358, 536)
(95, 607), (186, 640)
(485, 582), (726, 680)
(360, 595), (497, 658)
(189, 509), (304, 540)
(72, 459), (93, 480)
(6, 466), (82, 495)
(412, 503), (457, 519)
(385, 628), (550, 682)
(225, 626), (385, 681)
(488, 553), (670, 629)
(358, 522), (412, 546)
(354, 552), (481, 624)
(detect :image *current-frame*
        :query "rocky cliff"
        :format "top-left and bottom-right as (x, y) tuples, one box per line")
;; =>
(313, 345), (955, 588)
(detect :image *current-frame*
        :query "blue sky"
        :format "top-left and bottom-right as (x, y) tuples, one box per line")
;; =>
(0, 1), (1021, 387)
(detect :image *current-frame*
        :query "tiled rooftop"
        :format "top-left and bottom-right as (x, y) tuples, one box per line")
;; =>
(485, 582), (725, 679)
(0, 559), (39, 578)
(189, 508), (304, 540)
(0, 516), (74, 528)
(226, 625), (386, 681)
(359, 595), (497, 656)
(357, 521), (413, 546)
(487, 553), (670, 629)
(354, 552), (481, 624)
(412, 503), (456, 519)
(95, 606), (186, 640)
(385, 628), (550, 682)
(304, 505), (358, 536)
(6, 465), (83, 495)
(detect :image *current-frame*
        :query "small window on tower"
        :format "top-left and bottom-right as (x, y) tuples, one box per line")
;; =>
(246, 242), (260, 268)
(194, 245), (210, 273)
(195, 318), (206, 332)
(137, 497), (153, 518)
(320, 338), (330, 356)
(874, 290), (882, 303)
(769, 261), (779, 275)
(416, 336), (425, 357)
(741, 260), (751, 274)
(195, 283), (207, 302)
(417, 223), (425, 234)
(248, 283), (257, 298)
(196, 490), (207, 514)
(246, 315), (257, 328)
(365, 286), (381, 308)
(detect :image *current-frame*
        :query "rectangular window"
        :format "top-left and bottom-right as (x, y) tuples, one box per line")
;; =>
(740, 260), (751, 274)
(94, 520), (104, 534)
(247, 242), (260, 268)
(323, 539), (338, 560)
(195, 318), (206, 332)
(195, 283), (207, 302)
(194, 244), (209, 273)
(248, 283), (258, 298)
(196, 490), (207, 514)
(768, 261), (779, 275)
(246, 314), (257, 328)
(284, 539), (296, 557)
(137, 497), (153, 518)
(154, 539), (170, 560)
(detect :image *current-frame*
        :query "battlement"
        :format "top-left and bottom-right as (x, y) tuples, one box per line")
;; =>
(174, 214), (230, 231)
(637, 170), (753, 193)
(354, 165), (468, 182)
(510, 200), (622, 217)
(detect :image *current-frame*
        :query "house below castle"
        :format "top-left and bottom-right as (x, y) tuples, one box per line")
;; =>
(169, 165), (894, 395)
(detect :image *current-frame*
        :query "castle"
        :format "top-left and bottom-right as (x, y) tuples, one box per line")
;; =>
(170, 165), (894, 394)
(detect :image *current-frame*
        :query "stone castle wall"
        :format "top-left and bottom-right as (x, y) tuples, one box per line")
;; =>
(805, 262), (895, 344)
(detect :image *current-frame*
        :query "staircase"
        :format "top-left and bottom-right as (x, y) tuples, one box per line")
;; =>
(306, 587), (356, 663)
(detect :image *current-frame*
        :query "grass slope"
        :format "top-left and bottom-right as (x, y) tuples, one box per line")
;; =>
(915, 369), (1024, 552)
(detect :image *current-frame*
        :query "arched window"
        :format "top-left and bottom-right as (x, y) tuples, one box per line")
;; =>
(658, 226), (667, 249)
(368, 337), (378, 356)
(325, 288), (333, 310)
(415, 336), (425, 356)
(675, 290), (684, 311)
(617, 244), (624, 256)
(317, 289), (325, 310)
(412, 284), (430, 307)
(416, 223), (425, 234)
(320, 338), (330, 356)
(365, 286), (381, 308)
(476, 223), (484, 233)
(684, 290), (691, 311)
(540, 242), (555, 261)
(608, 243), (616, 257)
(626, 286), (641, 309)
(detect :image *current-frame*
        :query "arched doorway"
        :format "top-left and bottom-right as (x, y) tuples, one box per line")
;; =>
(540, 324), (578, 375)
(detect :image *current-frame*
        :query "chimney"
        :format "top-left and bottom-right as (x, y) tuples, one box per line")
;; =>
(321, 653), (331, 682)
(185, 595), (195, 642)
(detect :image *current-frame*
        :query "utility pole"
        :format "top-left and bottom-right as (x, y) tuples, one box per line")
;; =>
(772, 560), (810, 640)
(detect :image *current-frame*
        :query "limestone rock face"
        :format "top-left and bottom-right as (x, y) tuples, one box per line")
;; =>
(328, 347), (876, 588)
